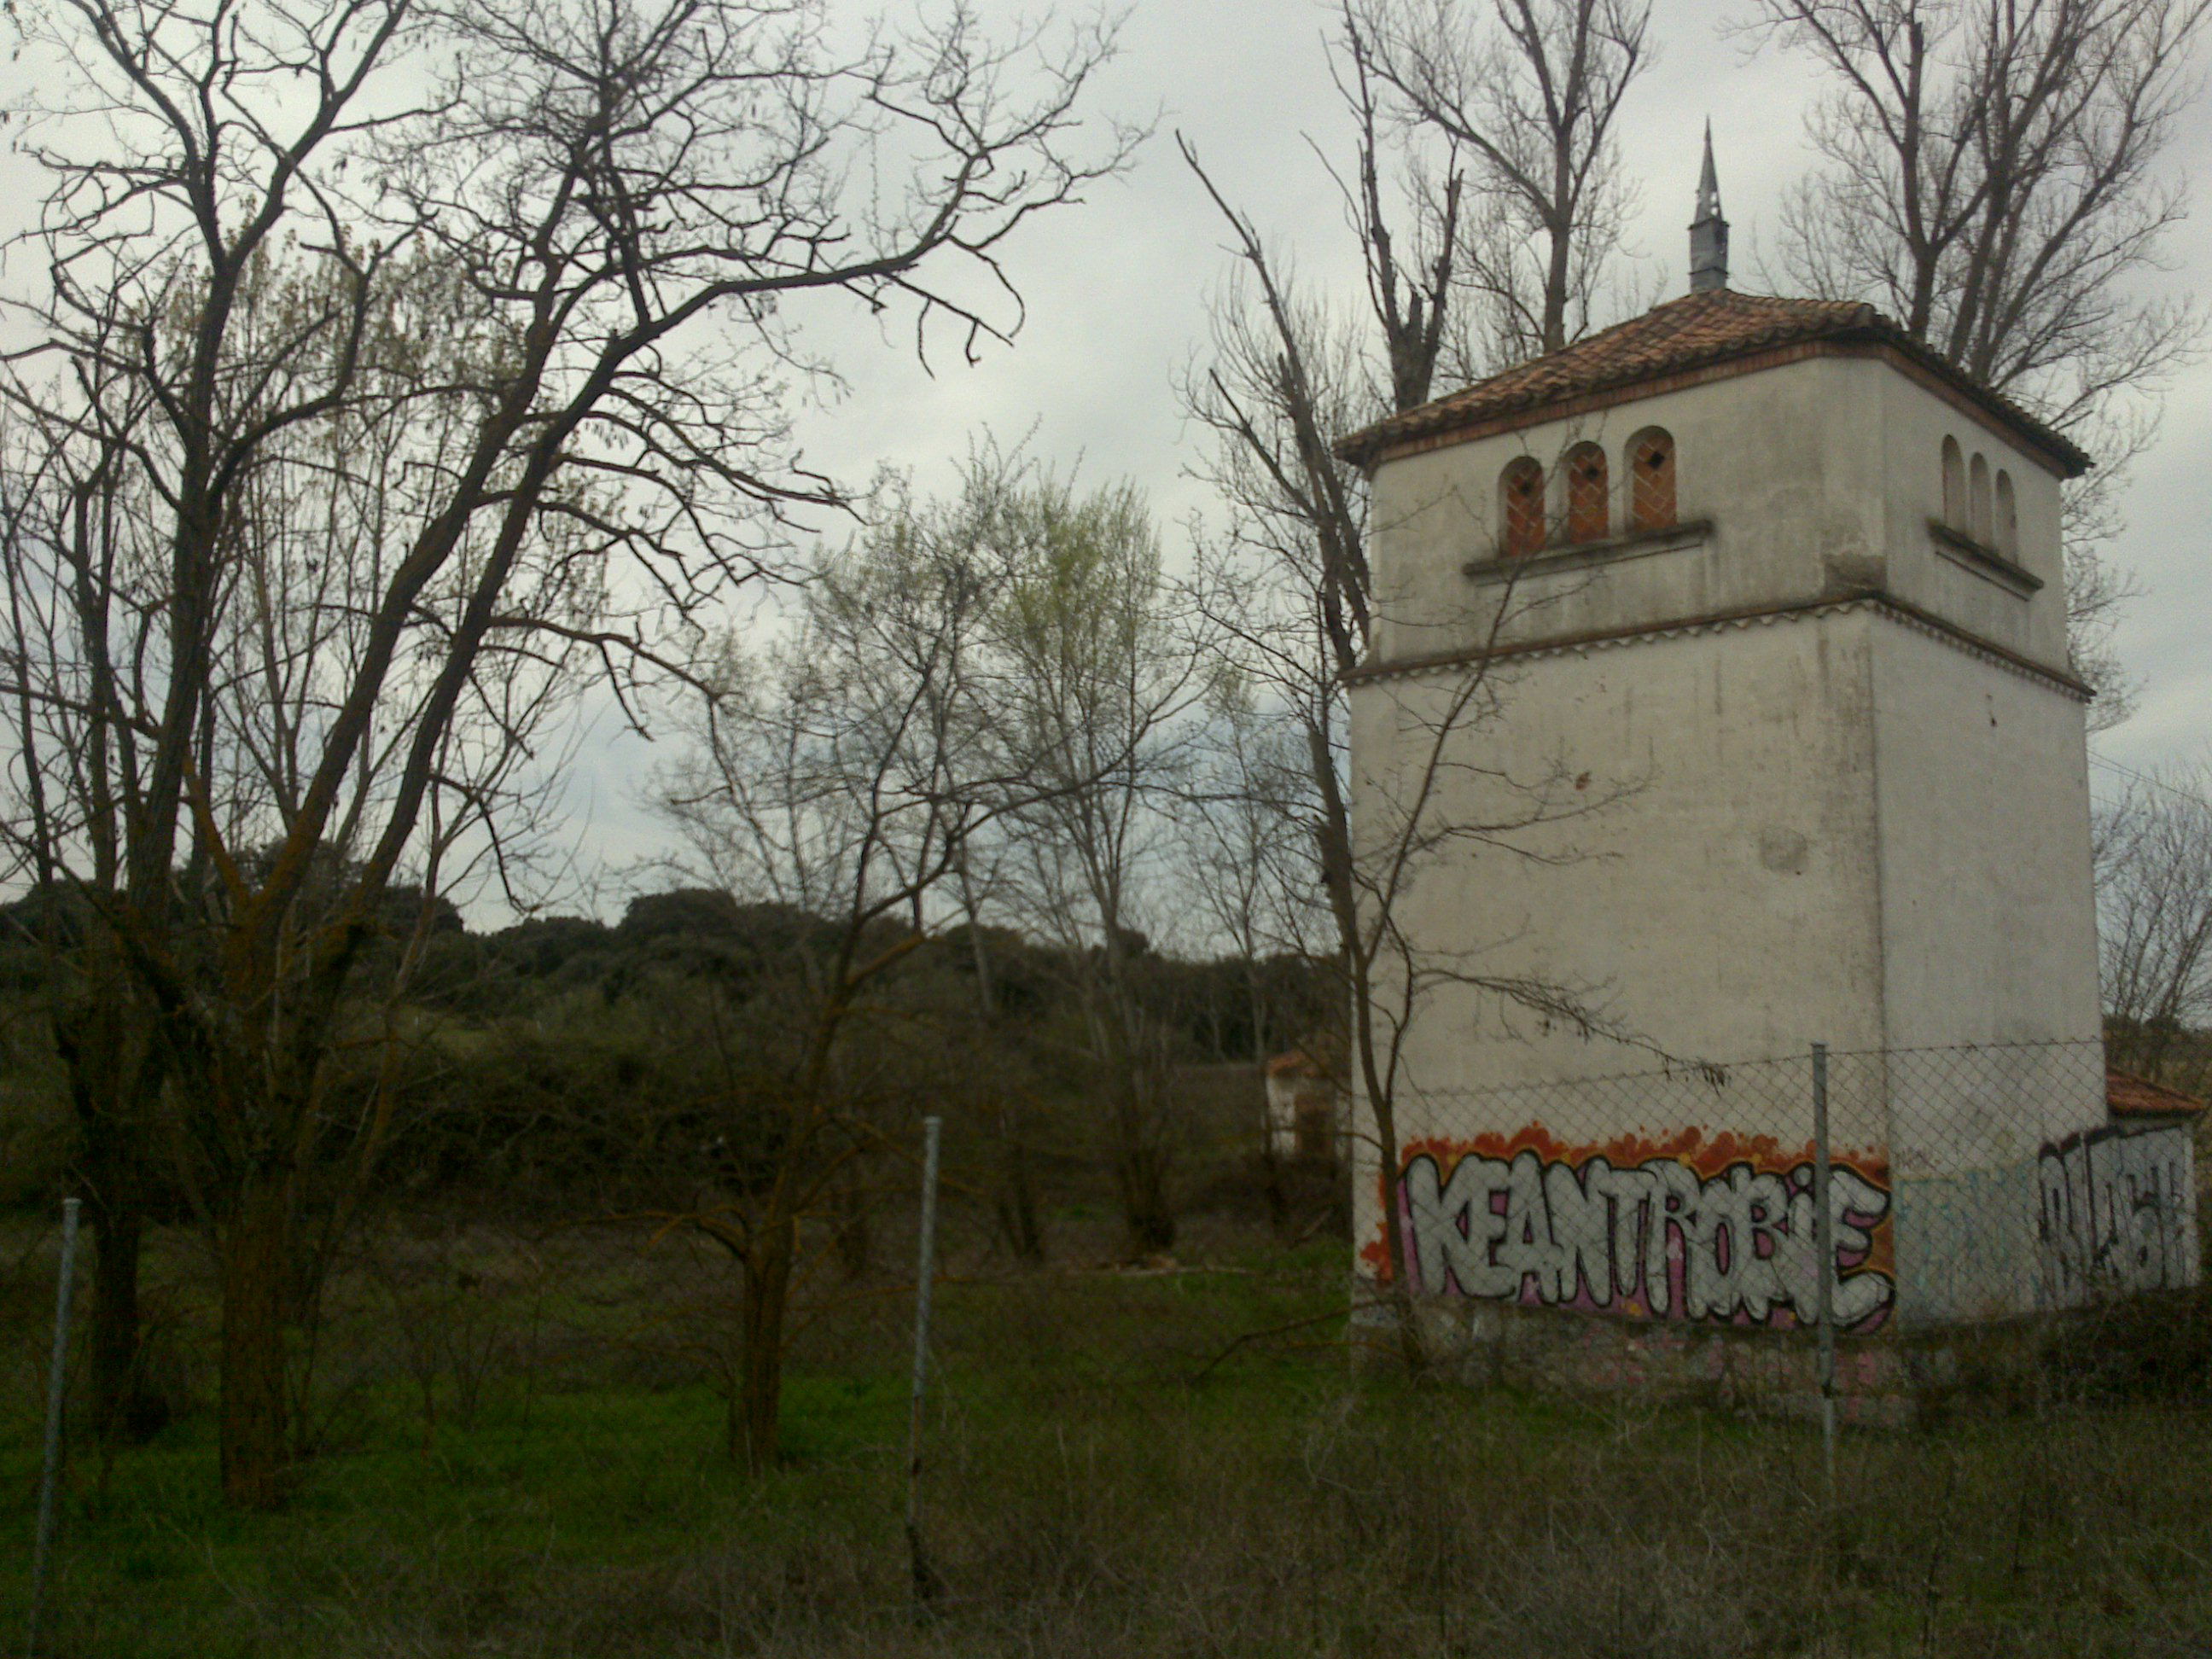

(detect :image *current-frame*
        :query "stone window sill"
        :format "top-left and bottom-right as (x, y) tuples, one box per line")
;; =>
(1462, 519), (1714, 584)
(1929, 520), (2040, 597)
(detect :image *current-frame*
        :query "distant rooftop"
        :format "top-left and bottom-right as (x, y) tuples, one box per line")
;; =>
(1334, 288), (2092, 477)
(2106, 1068), (2207, 1121)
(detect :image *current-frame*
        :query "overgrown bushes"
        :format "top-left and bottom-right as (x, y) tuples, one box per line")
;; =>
(2044, 1286), (2212, 1405)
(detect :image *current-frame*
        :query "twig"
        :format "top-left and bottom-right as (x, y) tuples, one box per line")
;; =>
(1187, 1299), (1385, 1384)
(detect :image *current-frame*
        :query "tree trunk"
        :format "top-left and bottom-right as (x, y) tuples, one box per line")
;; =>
(832, 1182), (871, 1281)
(995, 1099), (1045, 1264)
(218, 1176), (294, 1509)
(1116, 1155), (1176, 1254)
(1100, 990), (1176, 1254)
(736, 1218), (795, 1477)
(1354, 1004), (1425, 1373)
(89, 1202), (153, 1442)
(1317, 736), (1425, 1371)
(1113, 1077), (1177, 1254)
(59, 996), (163, 1444)
(958, 875), (1043, 1263)
(1261, 1142), (1291, 1242)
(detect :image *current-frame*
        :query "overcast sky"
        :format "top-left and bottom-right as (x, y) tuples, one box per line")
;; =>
(557, 0), (2212, 903)
(9, 0), (2210, 920)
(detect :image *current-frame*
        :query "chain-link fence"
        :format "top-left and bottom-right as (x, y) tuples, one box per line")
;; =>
(1322, 1039), (2207, 1417)
(8, 1039), (2212, 1653)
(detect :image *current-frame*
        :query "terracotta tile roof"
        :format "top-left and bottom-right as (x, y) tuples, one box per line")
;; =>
(2106, 1068), (2207, 1120)
(1334, 288), (2092, 475)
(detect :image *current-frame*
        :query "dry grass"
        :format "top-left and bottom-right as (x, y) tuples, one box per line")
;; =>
(3, 1212), (2210, 1657)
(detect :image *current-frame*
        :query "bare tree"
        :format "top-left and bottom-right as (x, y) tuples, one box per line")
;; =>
(0, 408), (172, 1446)
(1744, 0), (2212, 721)
(987, 476), (1208, 1254)
(1179, 682), (1330, 1068)
(648, 508), (1014, 1473)
(2064, 537), (2145, 729)
(1353, 0), (1656, 362)
(646, 457), (1190, 1461)
(923, 458), (1055, 1265)
(2097, 765), (2212, 1091)
(3, 0), (1132, 1507)
(1182, 29), (1660, 1348)
(3, 242), (624, 1464)
(1190, 442), (1642, 1365)
(946, 832), (1053, 1264)
(1174, 679), (1336, 1235)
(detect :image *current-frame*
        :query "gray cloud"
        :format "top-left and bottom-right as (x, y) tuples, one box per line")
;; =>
(800, 0), (2209, 771)
(8, 0), (2204, 919)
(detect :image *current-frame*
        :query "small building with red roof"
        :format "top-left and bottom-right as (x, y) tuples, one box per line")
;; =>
(2104, 1068), (2208, 1130)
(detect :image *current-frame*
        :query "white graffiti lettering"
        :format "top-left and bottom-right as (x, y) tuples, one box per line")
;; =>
(1403, 1150), (1894, 1330)
(2037, 1124), (2200, 1301)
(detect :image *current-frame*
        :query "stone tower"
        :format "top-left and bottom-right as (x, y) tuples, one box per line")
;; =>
(1331, 146), (2157, 1344)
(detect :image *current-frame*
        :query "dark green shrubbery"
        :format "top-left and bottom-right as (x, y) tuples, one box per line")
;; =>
(2042, 1285), (2212, 1405)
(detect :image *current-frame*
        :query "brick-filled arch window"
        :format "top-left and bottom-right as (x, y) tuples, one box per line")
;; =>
(1627, 428), (1676, 532)
(1941, 436), (1966, 528)
(1500, 457), (1545, 557)
(1995, 470), (2018, 558)
(1563, 441), (1609, 543)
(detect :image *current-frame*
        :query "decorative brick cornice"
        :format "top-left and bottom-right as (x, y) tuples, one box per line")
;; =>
(1335, 289), (2090, 480)
(1345, 592), (2092, 703)
(1871, 592), (2091, 701)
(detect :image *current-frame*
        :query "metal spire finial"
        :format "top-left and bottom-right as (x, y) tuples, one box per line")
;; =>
(1690, 122), (1729, 294)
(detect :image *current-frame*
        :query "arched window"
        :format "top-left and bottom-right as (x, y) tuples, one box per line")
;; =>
(1941, 437), (1966, 528)
(1970, 454), (1993, 544)
(1563, 442), (1609, 543)
(1500, 457), (1545, 557)
(1627, 428), (1676, 532)
(1995, 471), (2018, 559)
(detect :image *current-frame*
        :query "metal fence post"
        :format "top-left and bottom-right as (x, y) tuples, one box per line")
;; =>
(905, 1115), (944, 1610)
(26, 1195), (82, 1659)
(1810, 1045), (1837, 1503)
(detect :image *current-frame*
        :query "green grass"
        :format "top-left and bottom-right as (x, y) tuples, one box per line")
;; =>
(5, 1226), (2211, 1657)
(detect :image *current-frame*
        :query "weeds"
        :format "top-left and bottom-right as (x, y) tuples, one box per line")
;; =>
(3, 1213), (2209, 1657)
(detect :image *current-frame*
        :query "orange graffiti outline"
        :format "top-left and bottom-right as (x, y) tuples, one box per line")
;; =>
(1361, 1121), (1895, 1293)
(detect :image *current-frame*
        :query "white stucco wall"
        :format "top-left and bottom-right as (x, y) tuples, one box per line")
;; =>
(1868, 622), (2104, 1068)
(1873, 369), (2069, 667)
(1351, 613), (1889, 1093)
(1368, 351), (2075, 684)
(1864, 619), (2106, 1322)
(1356, 346), (2092, 1081)
(1348, 342), (2110, 1330)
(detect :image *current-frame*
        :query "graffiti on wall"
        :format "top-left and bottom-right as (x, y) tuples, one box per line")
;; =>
(1366, 1124), (1895, 1330)
(2037, 1123), (2200, 1300)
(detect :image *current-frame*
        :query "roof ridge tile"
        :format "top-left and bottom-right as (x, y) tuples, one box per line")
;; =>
(1335, 289), (2087, 475)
